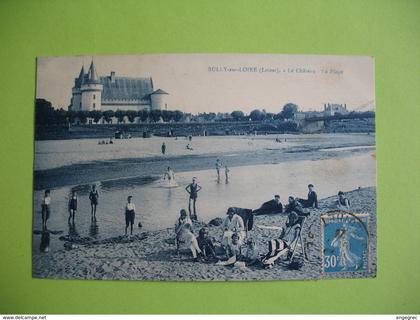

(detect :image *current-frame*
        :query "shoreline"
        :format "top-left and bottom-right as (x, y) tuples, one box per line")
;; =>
(32, 187), (377, 281)
(34, 142), (375, 190)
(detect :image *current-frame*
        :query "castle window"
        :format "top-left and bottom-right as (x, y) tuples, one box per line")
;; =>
(93, 103), (96, 109)
(93, 94), (96, 99)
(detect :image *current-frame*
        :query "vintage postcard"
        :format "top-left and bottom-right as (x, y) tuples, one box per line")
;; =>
(33, 54), (376, 280)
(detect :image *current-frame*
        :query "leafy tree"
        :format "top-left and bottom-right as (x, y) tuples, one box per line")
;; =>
(231, 110), (245, 121)
(102, 110), (115, 122)
(35, 98), (55, 126)
(76, 111), (88, 124)
(89, 110), (102, 123)
(138, 110), (149, 122)
(115, 110), (125, 122)
(126, 110), (137, 123)
(249, 109), (265, 121)
(281, 103), (298, 119)
(150, 109), (162, 122)
(173, 110), (183, 122)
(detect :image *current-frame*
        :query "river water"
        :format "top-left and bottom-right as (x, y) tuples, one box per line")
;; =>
(33, 138), (376, 253)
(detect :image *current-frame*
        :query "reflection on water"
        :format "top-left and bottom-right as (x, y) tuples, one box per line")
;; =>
(89, 219), (99, 237)
(33, 153), (376, 253)
(68, 221), (79, 238)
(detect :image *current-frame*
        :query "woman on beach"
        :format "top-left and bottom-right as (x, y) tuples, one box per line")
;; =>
(124, 196), (136, 236)
(175, 209), (192, 252)
(41, 189), (51, 230)
(89, 185), (99, 220)
(177, 223), (202, 262)
(185, 177), (202, 221)
(68, 190), (77, 223)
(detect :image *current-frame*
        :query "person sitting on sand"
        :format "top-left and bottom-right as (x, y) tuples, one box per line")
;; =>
(186, 143), (193, 150)
(89, 185), (99, 220)
(178, 223), (202, 262)
(216, 233), (242, 266)
(68, 190), (77, 223)
(163, 166), (176, 187)
(124, 196), (136, 236)
(282, 196), (310, 247)
(221, 207), (246, 248)
(297, 184), (318, 209)
(253, 195), (283, 216)
(336, 191), (350, 210)
(41, 189), (51, 230)
(196, 227), (216, 259)
(175, 209), (192, 251)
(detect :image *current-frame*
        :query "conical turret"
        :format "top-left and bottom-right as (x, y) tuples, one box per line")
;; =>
(87, 61), (99, 83)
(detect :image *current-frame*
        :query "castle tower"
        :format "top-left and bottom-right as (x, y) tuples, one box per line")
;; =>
(70, 66), (85, 111)
(80, 61), (103, 111)
(150, 89), (169, 110)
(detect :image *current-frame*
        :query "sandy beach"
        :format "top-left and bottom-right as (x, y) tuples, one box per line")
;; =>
(34, 133), (375, 190)
(32, 187), (376, 281)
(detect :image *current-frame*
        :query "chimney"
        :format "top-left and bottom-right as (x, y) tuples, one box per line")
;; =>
(111, 71), (115, 83)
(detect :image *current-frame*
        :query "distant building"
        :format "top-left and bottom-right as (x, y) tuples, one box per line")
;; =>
(69, 61), (168, 112)
(323, 103), (349, 116)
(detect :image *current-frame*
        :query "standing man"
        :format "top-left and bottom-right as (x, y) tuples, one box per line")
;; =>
(124, 196), (136, 236)
(161, 142), (166, 155)
(215, 158), (222, 181)
(89, 185), (99, 220)
(41, 189), (51, 230)
(185, 177), (202, 221)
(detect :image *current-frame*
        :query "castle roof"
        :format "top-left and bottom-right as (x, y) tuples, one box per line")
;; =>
(150, 89), (168, 95)
(100, 76), (154, 101)
(87, 61), (99, 83)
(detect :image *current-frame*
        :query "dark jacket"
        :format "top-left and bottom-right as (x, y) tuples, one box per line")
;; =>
(231, 207), (254, 231)
(299, 191), (318, 208)
(253, 199), (283, 215)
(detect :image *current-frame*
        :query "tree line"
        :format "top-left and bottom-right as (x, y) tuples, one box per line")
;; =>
(35, 98), (300, 126)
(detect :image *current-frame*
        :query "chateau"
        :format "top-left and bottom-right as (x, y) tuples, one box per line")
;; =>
(323, 103), (349, 116)
(69, 61), (168, 112)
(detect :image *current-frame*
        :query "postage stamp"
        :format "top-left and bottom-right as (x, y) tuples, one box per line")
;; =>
(321, 211), (369, 273)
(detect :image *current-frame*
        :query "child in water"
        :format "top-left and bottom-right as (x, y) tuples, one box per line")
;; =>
(124, 196), (136, 236)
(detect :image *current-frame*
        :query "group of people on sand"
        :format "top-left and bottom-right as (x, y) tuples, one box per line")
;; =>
(98, 139), (113, 145)
(173, 182), (352, 269)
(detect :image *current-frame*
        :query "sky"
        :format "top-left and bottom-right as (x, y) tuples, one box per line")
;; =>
(36, 54), (375, 114)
